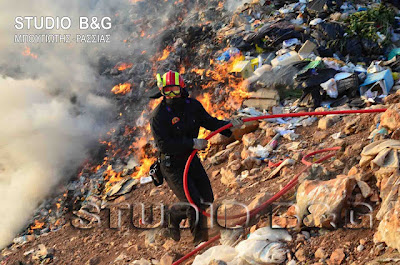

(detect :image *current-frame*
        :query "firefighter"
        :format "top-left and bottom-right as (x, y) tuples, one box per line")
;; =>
(149, 70), (243, 244)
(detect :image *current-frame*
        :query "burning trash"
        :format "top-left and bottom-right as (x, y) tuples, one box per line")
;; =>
(111, 82), (132, 95)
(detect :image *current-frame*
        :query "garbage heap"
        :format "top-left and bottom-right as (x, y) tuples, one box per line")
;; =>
(219, 1), (400, 109)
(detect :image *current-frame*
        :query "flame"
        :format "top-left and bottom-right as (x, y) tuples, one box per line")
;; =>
(54, 219), (62, 226)
(191, 68), (205, 76)
(149, 97), (162, 110)
(132, 156), (156, 179)
(104, 165), (123, 184)
(100, 98), (162, 191)
(192, 55), (250, 160)
(157, 46), (172, 61)
(140, 30), (146, 37)
(111, 83), (132, 95)
(22, 46), (38, 59)
(180, 66), (186, 74)
(218, 1), (224, 9)
(141, 50), (147, 55)
(30, 220), (45, 232)
(116, 63), (133, 71)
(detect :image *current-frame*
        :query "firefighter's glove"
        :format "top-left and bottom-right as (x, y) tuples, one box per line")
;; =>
(230, 117), (244, 129)
(193, 138), (208, 150)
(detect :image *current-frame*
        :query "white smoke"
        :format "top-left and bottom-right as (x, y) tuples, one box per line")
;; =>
(0, 0), (127, 248)
(0, 78), (112, 247)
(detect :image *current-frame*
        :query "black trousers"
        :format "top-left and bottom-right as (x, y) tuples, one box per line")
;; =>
(160, 155), (213, 237)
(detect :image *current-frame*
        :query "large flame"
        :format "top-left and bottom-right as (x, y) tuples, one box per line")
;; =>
(194, 57), (249, 119)
(193, 55), (250, 159)
(157, 46), (173, 61)
(111, 83), (132, 95)
(100, 99), (161, 191)
(103, 165), (123, 184)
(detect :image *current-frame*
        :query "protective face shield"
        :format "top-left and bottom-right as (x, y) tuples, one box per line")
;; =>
(156, 70), (186, 98)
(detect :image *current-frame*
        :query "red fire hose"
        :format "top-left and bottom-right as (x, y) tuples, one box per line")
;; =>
(173, 108), (386, 265)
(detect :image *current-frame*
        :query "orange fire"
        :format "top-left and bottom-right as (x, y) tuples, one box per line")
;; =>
(195, 55), (250, 128)
(179, 66), (186, 74)
(100, 98), (162, 192)
(191, 68), (206, 76)
(111, 83), (132, 95)
(192, 57), (250, 160)
(54, 219), (62, 226)
(22, 46), (38, 59)
(30, 220), (45, 232)
(132, 156), (156, 179)
(141, 50), (147, 55)
(157, 46), (172, 61)
(140, 31), (146, 37)
(104, 165), (123, 184)
(116, 62), (133, 71)
(149, 97), (162, 110)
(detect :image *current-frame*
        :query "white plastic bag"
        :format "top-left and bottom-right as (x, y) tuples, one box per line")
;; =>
(192, 245), (238, 265)
(320, 78), (338, 98)
(248, 145), (270, 158)
(309, 18), (323, 26)
(234, 227), (292, 264)
(236, 240), (288, 264)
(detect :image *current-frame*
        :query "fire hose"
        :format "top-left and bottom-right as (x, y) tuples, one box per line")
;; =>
(173, 108), (387, 265)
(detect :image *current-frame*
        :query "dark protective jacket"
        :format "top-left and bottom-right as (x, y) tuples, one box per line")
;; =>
(150, 97), (232, 157)
(150, 98), (232, 241)
(149, 97), (232, 237)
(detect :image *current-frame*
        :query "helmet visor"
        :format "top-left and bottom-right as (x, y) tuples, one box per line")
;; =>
(162, 86), (181, 97)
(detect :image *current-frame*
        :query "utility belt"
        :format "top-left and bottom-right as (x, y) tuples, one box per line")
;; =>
(160, 153), (190, 165)
(149, 153), (190, 187)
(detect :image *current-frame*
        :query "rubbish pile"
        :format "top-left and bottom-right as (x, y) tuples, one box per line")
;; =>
(217, 1), (400, 109)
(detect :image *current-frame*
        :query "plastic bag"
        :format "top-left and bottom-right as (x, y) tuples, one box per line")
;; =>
(249, 145), (270, 158)
(282, 38), (300, 48)
(234, 227), (292, 264)
(236, 241), (288, 264)
(220, 226), (245, 246)
(247, 227), (292, 244)
(192, 245), (238, 265)
(217, 48), (241, 62)
(310, 18), (323, 26)
(320, 78), (338, 98)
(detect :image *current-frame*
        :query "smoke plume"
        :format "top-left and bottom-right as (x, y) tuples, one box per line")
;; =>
(0, 0), (132, 248)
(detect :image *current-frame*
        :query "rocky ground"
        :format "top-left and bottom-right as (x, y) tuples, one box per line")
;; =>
(3, 96), (400, 265)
